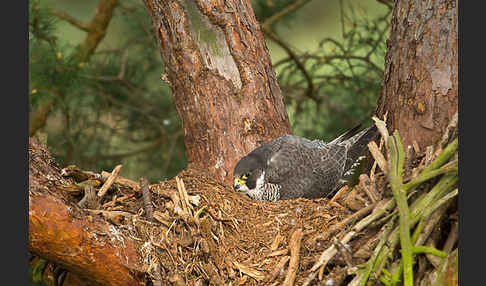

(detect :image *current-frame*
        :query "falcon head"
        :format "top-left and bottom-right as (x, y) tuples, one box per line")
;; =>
(232, 155), (265, 195)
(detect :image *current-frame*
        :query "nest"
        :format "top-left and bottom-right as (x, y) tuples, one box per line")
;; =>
(31, 115), (458, 286)
(89, 166), (378, 285)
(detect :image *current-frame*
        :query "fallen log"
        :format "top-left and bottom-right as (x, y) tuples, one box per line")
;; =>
(29, 138), (144, 286)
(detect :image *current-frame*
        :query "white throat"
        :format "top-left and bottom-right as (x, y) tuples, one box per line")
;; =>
(239, 171), (266, 199)
(255, 170), (265, 190)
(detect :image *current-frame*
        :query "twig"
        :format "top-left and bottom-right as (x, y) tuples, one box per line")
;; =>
(270, 234), (285, 251)
(262, 0), (313, 29)
(50, 0), (120, 62)
(305, 199), (393, 283)
(423, 138), (458, 172)
(85, 136), (164, 162)
(413, 246), (447, 258)
(76, 0), (120, 62)
(308, 202), (376, 244)
(263, 30), (317, 102)
(349, 218), (395, 286)
(403, 160), (457, 191)
(100, 171), (140, 191)
(368, 140), (388, 175)
(386, 201), (451, 285)
(49, 10), (91, 31)
(442, 220), (458, 253)
(334, 237), (354, 268)
(282, 228), (303, 286)
(330, 185), (348, 203)
(414, 203), (448, 247)
(86, 209), (133, 221)
(261, 0), (316, 102)
(267, 249), (289, 257)
(267, 256), (290, 283)
(373, 177), (457, 281)
(372, 116), (389, 145)
(370, 135), (385, 181)
(175, 176), (193, 215)
(98, 164), (122, 198)
(77, 186), (99, 209)
(140, 177), (153, 221)
(151, 260), (162, 286)
(422, 188), (458, 218)
(29, 96), (56, 137)
(424, 241), (442, 269)
(358, 174), (379, 203)
(233, 261), (265, 281)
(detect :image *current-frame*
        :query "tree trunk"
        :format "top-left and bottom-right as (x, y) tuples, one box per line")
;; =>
(376, 0), (458, 150)
(142, 0), (292, 185)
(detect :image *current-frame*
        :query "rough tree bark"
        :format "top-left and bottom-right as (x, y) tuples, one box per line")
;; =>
(142, 0), (292, 185)
(29, 139), (144, 286)
(376, 0), (458, 149)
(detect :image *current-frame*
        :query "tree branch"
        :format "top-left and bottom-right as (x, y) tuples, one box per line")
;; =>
(49, 10), (91, 32)
(77, 0), (120, 61)
(29, 96), (56, 137)
(262, 0), (317, 102)
(262, 0), (313, 29)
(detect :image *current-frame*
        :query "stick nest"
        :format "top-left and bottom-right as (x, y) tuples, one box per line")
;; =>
(29, 114), (458, 285)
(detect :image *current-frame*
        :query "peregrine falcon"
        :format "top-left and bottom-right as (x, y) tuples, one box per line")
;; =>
(232, 124), (379, 202)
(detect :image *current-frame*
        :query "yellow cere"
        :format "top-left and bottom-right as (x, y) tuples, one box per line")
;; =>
(234, 173), (251, 185)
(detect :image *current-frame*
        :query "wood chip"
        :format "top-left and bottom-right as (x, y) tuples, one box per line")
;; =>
(358, 174), (379, 203)
(153, 211), (172, 227)
(368, 140), (388, 175)
(270, 234), (285, 251)
(330, 185), (348, 203)
(412, 140), (421, 154)
(267, 256), (290, 283)
(282, 228), (303, 286)
(101, 170), (140, 191)
(233, 261), (265, 281)
(98, 164), (123, 198)
(267, 249), (289, 257)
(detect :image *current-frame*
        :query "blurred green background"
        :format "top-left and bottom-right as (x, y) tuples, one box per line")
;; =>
(29, 0), (391, 184)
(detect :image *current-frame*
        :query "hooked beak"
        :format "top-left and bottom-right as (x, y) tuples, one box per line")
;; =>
(233, 180), (240, 191)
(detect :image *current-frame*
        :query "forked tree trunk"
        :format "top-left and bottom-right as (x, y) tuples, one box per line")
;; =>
(376, 0), (458, 149)
(142, 0), (292, 185)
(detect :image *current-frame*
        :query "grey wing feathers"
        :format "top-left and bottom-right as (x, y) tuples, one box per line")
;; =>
(264, 135), (309, 184)
(265, 135), (347, 199)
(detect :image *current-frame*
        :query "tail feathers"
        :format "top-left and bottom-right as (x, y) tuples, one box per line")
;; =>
(343, 125), (379, 172)
(329, 124), (363, 144)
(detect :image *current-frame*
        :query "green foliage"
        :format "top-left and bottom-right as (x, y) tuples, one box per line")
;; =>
(29, 0), (185, 182)
(29, 258), (49, 286)
(275, 4), (391, 140)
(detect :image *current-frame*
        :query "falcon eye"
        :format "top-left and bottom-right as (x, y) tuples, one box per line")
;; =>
(242, 172), (251, 180)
